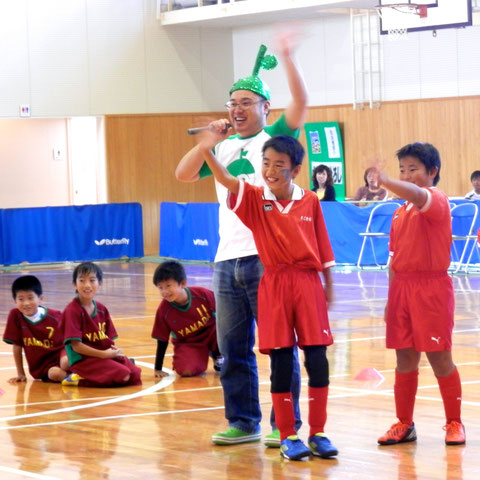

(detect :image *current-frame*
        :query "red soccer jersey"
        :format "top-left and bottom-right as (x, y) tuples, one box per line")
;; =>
(229, 181), (335, 270)
(3, 307), (64, 379)
(63, 298), (118, 366)
(390, 187), (451, 272)
(151, 287), (216, 344)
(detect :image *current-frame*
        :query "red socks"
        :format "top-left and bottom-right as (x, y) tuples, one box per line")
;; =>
(271, 392), (296, 440)
(273, 387), (330, 439)
(308, 386), (328, 437)
(394, 369), (418, 425)
(437, 367), (462, 423)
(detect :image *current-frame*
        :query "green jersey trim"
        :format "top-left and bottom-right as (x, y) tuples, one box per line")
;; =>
(168, 287), (192, 312)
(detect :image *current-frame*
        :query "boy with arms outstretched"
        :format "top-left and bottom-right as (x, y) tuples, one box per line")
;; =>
(152, 260), (222, 378)
(61, 262), (141, 387)
(376, 143), (465, 446)
(3, 275), (68, 383)
(198, 134), (338, 461)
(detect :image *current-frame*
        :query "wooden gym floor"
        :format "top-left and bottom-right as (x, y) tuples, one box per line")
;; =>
(0, 261), (480, 480)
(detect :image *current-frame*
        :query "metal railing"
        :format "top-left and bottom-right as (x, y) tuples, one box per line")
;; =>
(159, 0), (244, 13)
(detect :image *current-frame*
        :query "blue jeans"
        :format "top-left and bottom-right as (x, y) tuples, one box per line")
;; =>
(214, 255), (302, 433)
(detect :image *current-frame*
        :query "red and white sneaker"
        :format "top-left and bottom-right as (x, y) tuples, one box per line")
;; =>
(444, 421), (466, 445)
(378, 421), (417, 445)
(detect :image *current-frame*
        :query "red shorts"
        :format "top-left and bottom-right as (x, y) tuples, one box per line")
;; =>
(386, 271), (454, 352)
(257, 266), (333, 354)
(172, 324), (218, 376)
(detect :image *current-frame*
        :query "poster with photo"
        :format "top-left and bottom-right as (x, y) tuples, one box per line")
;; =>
(304, 122), (345, 200)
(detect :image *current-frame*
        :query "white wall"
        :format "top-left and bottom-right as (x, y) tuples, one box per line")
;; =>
(232, 16), (480, 109)
(0, 0), (233, 117)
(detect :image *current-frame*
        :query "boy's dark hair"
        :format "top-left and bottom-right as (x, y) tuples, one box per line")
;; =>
(153, 261), (186, 285)
(11, 275), (42, 299)
(262, 135), (305, 168)
(312, 164), (333, 189)
(470, 170), (480, 181)
(73, 262), (103, 283)
(396, 142), (441, 186)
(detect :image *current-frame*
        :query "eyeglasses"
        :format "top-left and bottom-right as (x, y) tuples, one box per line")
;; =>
(225, 99), (264, 111)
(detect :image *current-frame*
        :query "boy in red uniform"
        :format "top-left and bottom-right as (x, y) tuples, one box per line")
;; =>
(3, 275), (68, 383)
(377, 142), (465, 446)
(198, 134), (337, 461)
(151, 260), (222, 377)
(61, 262), (142, 387)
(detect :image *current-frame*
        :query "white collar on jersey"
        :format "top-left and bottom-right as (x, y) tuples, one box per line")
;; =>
(262, 183), (305, 201)
(262, 184), (305, 214)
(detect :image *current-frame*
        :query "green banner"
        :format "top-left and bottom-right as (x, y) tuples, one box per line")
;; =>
(304, 122), (345, 201)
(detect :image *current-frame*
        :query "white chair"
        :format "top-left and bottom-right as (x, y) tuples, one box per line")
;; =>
(462, 230), (480, 273)
(450, 203), (478, 273)
(357, 202), (402, 268)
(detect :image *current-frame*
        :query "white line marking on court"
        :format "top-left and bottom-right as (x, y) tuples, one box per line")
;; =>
(334, 335), (386, 343)
(0, 362), (174, 424)
(0, 405), (223, 431)
(344, 448), (395, 457)
(0, 466), (61, 479)
(4, 376), (480, 431)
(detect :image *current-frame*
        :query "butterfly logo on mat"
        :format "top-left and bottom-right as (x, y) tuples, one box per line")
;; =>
(94, 239), (106, 246)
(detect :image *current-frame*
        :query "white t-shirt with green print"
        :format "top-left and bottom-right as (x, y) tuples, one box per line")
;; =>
(199, 114), (299, 263)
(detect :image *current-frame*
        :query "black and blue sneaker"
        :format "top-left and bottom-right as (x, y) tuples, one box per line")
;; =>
(308, 433), (338, 458)
(280, 435), (311, 461)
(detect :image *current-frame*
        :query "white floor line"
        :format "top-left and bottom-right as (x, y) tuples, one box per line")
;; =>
(0, 466), (61, 480)
(5, 377), (480, 432)
(0, 405), (224, 431)
(0, 363), (174, 423)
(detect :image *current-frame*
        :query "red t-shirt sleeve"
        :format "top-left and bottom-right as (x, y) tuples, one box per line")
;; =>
(3, 309), (22, 345)
(420, 188), (449, 222)
(151, 302), (171, 342)
(62, 301), (84, 342)
(228, 180), (258, 230)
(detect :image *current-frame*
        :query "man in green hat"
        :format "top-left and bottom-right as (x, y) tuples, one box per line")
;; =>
(176, 34), (307, 447)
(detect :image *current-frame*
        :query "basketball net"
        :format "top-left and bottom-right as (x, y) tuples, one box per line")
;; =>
(375, 3), (428, 41)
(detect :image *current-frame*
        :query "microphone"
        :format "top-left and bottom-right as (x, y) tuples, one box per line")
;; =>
(187, 123), (232, 135)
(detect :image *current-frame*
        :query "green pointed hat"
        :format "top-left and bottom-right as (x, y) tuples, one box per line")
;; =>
(229, 44), (278, 100)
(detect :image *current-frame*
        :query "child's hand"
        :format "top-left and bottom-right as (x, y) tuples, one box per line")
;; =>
(8, 374), (27, 384)
(111, 345), (125, 356)
(324, 282), (334, 308)
(104, 347), (123, 359)
(274, 28), (302, 58)
(155, 370), (169, 379)
(198, 120), (231, 150)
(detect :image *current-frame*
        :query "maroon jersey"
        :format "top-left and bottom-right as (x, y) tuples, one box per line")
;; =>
(3, 307), (64, 379)
(151, 287), (216, 344)
(63, 298), (118, 366)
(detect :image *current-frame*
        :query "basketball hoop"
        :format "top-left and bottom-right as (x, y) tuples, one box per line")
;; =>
(375, 3), (428, 40)
(376, 3), (428, 19)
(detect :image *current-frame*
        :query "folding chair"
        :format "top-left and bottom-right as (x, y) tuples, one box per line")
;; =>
(463, 229), (480, 273)
(450, 203), (478, 273)
(357, 202), (401, 268)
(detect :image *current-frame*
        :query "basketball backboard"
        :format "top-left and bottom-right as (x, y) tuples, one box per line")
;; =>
(377, 0), (472, 35)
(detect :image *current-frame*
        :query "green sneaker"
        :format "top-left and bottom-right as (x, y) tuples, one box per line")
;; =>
(264, 429), (280, 448)
(212, 427), (261, 445)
